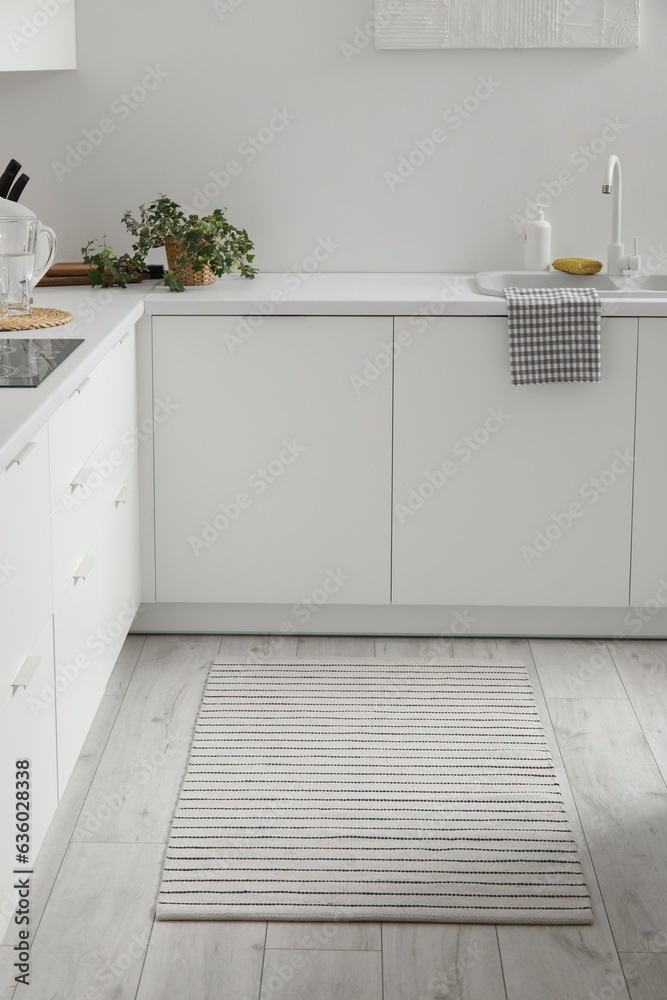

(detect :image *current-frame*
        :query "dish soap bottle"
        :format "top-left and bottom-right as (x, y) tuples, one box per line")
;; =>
(523, 208), (552, 271)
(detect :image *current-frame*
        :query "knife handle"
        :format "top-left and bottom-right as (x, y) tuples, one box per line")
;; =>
(0, 159), (22, 199)
(7, 174), (29, 202)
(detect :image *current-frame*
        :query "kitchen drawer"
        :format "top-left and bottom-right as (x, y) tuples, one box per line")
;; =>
(0, 620), (58, 918)
(53, 465), (140, 794)
(50, 439), (134, 606)
(0, 425), (51, 699)
(48, 328), (137, 510)
(94, 326), (137, 463)
(48, 370), (101, 511)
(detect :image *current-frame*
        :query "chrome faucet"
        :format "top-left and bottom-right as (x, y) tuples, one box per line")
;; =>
(602, 155), (640, 276)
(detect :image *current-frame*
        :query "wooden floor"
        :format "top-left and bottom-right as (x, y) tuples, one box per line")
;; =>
(3, 634), (667, 999)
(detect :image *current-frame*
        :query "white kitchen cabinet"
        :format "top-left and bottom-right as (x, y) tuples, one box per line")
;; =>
(0, 322), (140, 845)
(392, 316), (638, 607)
(0, 620), (58, 926)
(53, 465), (140, 793)
(0, 1), (76, 72)
(48, 328), (137, 513)
(630, 319), (667, 607)
(50, 329), (137, 601)
(152, 316), (393, 605)
(0, 425), (51, 698)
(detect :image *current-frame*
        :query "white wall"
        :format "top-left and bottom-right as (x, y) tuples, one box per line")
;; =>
(2, 0), (665, 272)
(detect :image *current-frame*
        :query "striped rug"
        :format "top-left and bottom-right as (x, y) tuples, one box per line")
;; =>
(156, 660), (593, 923)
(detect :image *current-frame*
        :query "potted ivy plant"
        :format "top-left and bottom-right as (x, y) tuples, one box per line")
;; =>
(82, 195), (257, 291)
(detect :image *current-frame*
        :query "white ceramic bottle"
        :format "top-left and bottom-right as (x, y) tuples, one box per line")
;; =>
(523, 208), (552, 271)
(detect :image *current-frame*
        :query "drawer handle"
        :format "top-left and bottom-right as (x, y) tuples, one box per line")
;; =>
(74, 556), (95, 581)
(115, 486), (130, 505)
(6, 440), (36, 470)
(12, 657), (40, 691)
(70, 376), (92, 398)
(70, 466), (94, 489)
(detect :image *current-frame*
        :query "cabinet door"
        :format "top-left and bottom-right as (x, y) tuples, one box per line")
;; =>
(50, 329), (138, 605)
(54, 466), (140, 795)
(153, 316), (393, 604)
(392, 316), (637, 607)
(630, 319), (667, 607)
(0, 621), (58, 924)
(0, 425), (51, 698)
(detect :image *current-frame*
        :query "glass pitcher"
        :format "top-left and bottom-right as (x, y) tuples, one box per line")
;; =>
(0, 217), (57, 316)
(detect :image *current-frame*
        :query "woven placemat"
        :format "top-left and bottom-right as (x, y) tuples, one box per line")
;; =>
(0, 307), (74, 332)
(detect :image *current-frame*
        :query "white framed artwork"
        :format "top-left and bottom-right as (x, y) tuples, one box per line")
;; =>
(374, 0), (640, 49)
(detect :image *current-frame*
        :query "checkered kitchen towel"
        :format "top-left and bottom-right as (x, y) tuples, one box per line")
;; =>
(505, 287), (601, 385)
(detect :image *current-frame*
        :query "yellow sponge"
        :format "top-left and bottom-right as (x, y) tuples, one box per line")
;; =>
(552, 257), (603, 275)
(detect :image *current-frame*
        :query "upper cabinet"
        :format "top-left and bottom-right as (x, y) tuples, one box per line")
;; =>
(0, 0), (76, 72)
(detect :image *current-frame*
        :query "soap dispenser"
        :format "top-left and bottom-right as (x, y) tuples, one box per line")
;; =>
(523, 208), (552, 271)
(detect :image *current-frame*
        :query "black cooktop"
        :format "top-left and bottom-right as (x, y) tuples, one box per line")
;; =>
(0, 338), (84, 387)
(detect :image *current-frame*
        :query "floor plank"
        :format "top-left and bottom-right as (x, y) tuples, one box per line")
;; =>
(259, 949), (382, 1000)
(382, 924), (506, 1000)
(73, 636), (219, 844)
(608, 641), (667, 783)
(1, 691), (125, 947)
(20, 842), (162, 999)
(0, 947), (16, 998)
(296, 635), (376, 659)
(620, 952), (667, 1000)
(104, 633), (146, 698)
(549, 697), (667, 952)
(266, 922), (381, 951)
(530, 638), (627, 699)
(497, 764), (632, 1000)
(135, 920), (266, 999)
(217, 633), (298, 662)
(12, 633), (667, 999)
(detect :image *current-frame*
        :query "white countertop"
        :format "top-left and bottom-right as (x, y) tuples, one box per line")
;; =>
(143, 272), (667, 317)
(0, 284), (150, 471)
(2, 273), (667, 471)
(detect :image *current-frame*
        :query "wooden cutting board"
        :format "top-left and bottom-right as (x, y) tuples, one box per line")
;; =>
(37, 262), (148, 286)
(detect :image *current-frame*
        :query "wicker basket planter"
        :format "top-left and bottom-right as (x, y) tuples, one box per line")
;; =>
(164, 235), (217, 286)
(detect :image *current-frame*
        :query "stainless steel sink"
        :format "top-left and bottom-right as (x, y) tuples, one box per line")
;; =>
(475, 271), (667, 298)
